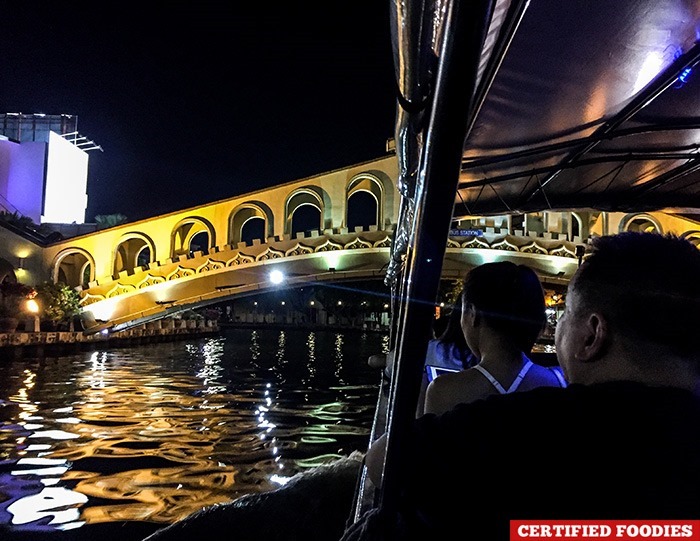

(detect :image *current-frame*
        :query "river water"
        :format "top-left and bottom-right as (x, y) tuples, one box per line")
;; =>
(0, 328), (389, 541)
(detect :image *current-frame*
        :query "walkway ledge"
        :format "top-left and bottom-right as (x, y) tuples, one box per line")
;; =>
(0, 320), (221, 359)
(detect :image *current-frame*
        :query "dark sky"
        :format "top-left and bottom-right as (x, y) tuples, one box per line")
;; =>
(1, 3), (397, 222)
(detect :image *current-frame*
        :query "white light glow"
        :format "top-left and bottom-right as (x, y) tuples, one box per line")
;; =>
(270, 474), (292, 486)
(17, 458), (66, 466)
(322, 252), (341, 269)
(27, 430), (79, 440)
(85, 300), (117, 323)
(7, 487), (87, 526)
(633, 51), (664, 94)
(25, 299), (40, 314)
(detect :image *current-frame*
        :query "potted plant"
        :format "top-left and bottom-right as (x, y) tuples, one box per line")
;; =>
(0, 280), (36, 332)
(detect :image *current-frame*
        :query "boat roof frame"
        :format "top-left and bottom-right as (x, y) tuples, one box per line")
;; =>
(361, 0), (700, 531)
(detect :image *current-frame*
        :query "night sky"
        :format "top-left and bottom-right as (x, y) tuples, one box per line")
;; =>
(1, 3), (397, 222)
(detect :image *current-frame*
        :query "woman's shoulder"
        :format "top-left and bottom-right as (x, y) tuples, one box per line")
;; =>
(425, 367), (495, 414)
(429, 367), (478, 389)
(523, 362), (568, 389)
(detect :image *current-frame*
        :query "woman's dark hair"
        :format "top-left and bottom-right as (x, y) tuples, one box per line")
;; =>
(438, 303), (466, 346)
(462, 261), (546, 352)
(435, 302), (474, 367)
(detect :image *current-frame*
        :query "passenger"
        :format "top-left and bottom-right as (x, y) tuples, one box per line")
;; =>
(424, 261), (565, 415)
(417, 301), (477, 416)
(348, 232), (700, 540)
(424, 299), (475, 373)
(370, 300), (477, 417)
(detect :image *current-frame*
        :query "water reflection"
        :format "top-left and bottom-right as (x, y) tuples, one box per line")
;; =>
(0, 328), (386, 539)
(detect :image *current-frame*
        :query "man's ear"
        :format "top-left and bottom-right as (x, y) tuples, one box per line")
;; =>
(466, 304), (480, 327)
(577, 312), (608, 362)
(472, 310), (481, 327)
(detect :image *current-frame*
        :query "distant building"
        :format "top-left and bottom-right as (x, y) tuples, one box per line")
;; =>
(0, 112), (101, 225)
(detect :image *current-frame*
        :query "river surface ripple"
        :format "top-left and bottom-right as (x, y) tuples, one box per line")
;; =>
(0, 328), (389, 541)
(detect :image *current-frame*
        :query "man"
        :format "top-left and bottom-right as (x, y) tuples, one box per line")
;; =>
(354, 232), (700, 540)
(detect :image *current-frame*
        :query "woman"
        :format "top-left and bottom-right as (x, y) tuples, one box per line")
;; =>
(424, 261), (566, 415)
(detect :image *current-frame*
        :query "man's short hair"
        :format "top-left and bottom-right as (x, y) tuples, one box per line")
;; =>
(570, 232), (700, 358)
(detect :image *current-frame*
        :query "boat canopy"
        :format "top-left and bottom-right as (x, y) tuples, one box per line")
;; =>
(393, 0), (700, 221)
(365, 0), (700, 529)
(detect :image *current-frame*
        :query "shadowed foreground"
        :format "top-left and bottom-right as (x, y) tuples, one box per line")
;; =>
(142, 452), (364, 541)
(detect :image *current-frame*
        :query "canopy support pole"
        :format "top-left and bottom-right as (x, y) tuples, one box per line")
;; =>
(377, 0), (494, 536)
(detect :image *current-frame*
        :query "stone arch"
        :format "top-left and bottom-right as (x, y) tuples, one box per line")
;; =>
(285, 188), (324, 235)
(619, 213), (663, 234)
(359, 169), (395, 228)
(681, 230), (700, 247)
(346, 174), (383, 231)
(0, 258), (17, 284)
(171, 217), (216, 258)
(113, 232), (156, 276)
(52, 248), (95, 288)
(570, 212), (583, 240)
(229, 202), (274, 245)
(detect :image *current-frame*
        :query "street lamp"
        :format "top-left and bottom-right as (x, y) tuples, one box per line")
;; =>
(25, 298), (40, 332)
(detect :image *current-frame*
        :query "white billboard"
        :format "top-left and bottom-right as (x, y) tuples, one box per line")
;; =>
(42, 131), (88, 224)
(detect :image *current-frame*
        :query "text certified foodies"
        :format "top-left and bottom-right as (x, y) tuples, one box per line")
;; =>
(510, 521), (700, 540)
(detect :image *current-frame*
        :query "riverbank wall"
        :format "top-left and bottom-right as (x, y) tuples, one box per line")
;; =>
(218, 322), (389, 333)
(0, 320), (221, 359)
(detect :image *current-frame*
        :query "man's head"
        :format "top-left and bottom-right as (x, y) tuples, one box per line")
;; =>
(555, 232), (700, 386)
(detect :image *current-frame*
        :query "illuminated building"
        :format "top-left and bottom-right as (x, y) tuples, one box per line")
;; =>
(0, 112), (101, 225)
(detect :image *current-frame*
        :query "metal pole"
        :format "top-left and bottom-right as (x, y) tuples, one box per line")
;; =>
(378, 0), (494, 535)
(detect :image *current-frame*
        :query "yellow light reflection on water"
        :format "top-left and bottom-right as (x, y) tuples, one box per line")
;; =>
(1, 327), (384, 535)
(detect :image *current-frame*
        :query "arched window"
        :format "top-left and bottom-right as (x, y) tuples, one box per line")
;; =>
(171, 218), (215, 259)
(114, 235), (154, 275)
(82, 263), (92, 285)
(571, 213), (581, 239)
(189, 231), (209, 255)
(347, 191), (378, 231)
(511, 214), (524, 233)
(241, 217), (266, 245)
(346, 175), (383, 229)
(229, 203), (272, 245)
(285, 189), (324, 236)
(291, 204), (322, 237)
(681, 231), (700, 247)
(625, 218), (661, 233)
(137, 246), (151, 268)
(53, 249), (95, 287)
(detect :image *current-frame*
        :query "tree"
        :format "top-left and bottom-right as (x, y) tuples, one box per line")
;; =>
(34, 282), (81, 327)
(95, 214), (128, 229)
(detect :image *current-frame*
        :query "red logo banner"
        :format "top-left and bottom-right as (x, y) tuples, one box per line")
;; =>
(511, 521), (700, 541)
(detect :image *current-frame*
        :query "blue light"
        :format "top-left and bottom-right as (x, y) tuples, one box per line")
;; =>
(677, 67), (692, 87)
